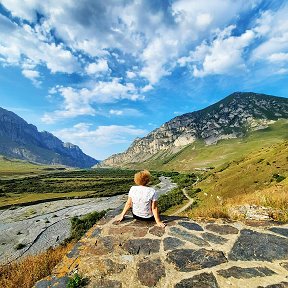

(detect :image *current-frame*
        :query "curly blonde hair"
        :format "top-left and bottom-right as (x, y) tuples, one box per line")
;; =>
(134, 170), (151, 186)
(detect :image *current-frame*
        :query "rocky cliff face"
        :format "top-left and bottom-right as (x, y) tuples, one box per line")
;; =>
(102, 92), (288, 166)
(0, 107), (98, 168)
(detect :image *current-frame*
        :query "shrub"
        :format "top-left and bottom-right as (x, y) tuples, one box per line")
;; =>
(67, 273), (86, 288)
(15, 243), (26, 250)
(69, 210), (106, 241)
(272, 174), (286, 183)
(158, 188), (186, 213)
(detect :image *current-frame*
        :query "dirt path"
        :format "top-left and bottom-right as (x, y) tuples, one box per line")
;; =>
(171, 176), (200, 216)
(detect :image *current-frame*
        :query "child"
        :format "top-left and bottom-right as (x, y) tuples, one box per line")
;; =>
(117, 170), (166, 227)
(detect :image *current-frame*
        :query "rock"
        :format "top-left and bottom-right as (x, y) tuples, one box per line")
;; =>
(217, 266), (276, 279)
(66, 242), (82, 258)
(91, 227), (102, 237)
(205, 224), (238, 235)
(258, 282), (288, 288)
(167, 248), (227, 272)
(169, 227), (209, 246)
(269, 227), (288, 238)
(229, 229), (288, 261)
(137, 258), (166, 287)
(108, 226), (147, 237)
(201, 233), (228, 245)
(90, 279), (122, 288)
(174, 272), (219, 288)
(34, 276), (69, 288)
(122, 239), (160, 255)
(149, 226), (165, 237)
(163, 237), (185, 251)
(178, 221), (204, 231)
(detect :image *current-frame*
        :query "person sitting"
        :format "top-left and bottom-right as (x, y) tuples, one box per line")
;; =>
(117, 170), (166, 227)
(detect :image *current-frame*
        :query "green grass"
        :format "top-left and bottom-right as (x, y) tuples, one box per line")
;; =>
(0, 168), (163, 208)
(0, 156), (66, 178)
(186, 140), (288, 222)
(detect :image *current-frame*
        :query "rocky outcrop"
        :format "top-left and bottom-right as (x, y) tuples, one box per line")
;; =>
(0, 107), (98, 167)
(34, 209), (288, 287)
(102, 92), (288, 166)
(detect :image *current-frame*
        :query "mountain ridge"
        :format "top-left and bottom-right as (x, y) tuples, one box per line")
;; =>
(102, 92), (288, 167)
(0, 107), (98, 168)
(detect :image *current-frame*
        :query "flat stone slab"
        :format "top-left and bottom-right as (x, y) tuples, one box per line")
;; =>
(137, 258), (165, 287)
(122, 238), (160, 255)
(149, 226), (165, 237)
(163, 237), (185, 251)
(229, 229), (288, 261)
(167, 248), (227, 272)
(178, 221), (204, 231)
(34, 276), (69, 288)
(269, 227), (288, 238)
(33, 213), (288, 288)
(170, 227), (209, 246)
(258, 282), (288, 288)
(174, 272), (219, 288)
(206, 224), (239, 235)
(217, 266), (276, 279)
(202, 232), (228, 245)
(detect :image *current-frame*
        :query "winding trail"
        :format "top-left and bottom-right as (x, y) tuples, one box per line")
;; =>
(171, 176), (200, 216)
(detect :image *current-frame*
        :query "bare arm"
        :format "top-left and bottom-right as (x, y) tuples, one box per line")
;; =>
(152, 201), (166, 227)
(117, 197), (132, 222)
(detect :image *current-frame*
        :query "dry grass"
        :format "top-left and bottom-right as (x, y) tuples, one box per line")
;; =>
(184, 141), (288, 222)
(186, 184), (288, 222)
(0, 242), (74, 288)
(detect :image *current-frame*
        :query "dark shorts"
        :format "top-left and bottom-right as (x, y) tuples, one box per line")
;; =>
(132, 213), (155, 221)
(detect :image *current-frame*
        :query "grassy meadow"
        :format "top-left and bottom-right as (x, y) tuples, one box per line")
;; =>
(185, 141), (288, 222)
(0, 168), (167, 208)
(0, 168), (138, 208)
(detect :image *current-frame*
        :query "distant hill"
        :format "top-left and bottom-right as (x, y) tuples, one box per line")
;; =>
(0, 107), (98, 168)
(101, 92), (288, 170)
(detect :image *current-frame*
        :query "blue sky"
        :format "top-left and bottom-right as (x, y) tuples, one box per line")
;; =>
(0, 0), (288, 160)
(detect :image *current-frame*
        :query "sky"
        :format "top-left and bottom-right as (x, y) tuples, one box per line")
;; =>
(0, 0), (288, 160)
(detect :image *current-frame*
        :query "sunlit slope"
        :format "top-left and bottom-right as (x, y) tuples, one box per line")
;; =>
(188, 140), (288, 221)
(0, 156), (65, 178)
(123, 120), (288, 171)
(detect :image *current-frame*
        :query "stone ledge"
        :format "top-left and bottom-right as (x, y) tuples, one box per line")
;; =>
(34, 213), (288, 288)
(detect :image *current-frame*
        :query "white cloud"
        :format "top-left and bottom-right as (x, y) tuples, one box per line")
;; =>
(126, 71), (136, 79)
(252, 6), (288, 61)
(22, 69), (41, 87)
(0, 15), (80, 74)
(109, 108), (142, 117)
(41, 78), (141, 123)
(267, 53), (288, 62)
(85, 59), (109, 75)
(182, 26), (255, 77)
(53, 123), (147, 159)
(109, 109), (123, 116)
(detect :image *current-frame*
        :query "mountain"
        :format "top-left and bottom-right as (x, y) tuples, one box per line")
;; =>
(0, 107), (98, 168)
(102, 92), (288, 169)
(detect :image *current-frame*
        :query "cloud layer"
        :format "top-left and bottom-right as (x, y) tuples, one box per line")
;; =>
(1, 0), (288, 158)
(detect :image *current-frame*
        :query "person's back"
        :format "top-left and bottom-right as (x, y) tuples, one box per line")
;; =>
(117, 170), (166, 227)
(128, 185), (157, 218)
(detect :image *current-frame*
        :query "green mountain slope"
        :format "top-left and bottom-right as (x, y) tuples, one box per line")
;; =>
(119, 119), (288, 171)
(187, 140), (288, 222)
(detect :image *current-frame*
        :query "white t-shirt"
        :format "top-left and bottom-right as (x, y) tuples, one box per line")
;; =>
(128, 185), (157, 218)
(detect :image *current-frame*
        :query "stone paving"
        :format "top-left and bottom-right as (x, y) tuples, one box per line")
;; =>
(34, 208), (288, 288)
